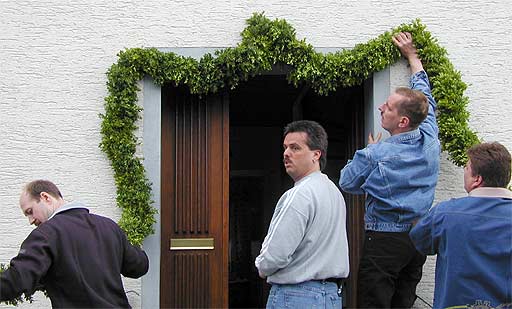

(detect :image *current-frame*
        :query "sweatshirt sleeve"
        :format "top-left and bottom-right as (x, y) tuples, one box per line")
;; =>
(120, 229), (150, 279)
(255, 190), (310, 277)
(0, 230), (52, 302)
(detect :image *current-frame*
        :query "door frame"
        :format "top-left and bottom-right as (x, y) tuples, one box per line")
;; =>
(139, 47), (393, 309)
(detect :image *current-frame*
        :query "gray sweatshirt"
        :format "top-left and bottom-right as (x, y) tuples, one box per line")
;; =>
(255, 171), (349, 284)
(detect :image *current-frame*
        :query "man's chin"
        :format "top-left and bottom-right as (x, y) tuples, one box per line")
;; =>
(285, 168), (294, 177)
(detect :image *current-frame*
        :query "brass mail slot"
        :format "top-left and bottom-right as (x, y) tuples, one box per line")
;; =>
(170, 238), (214, 250)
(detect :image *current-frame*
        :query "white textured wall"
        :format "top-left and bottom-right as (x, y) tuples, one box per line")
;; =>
(1, 1), (511, 308)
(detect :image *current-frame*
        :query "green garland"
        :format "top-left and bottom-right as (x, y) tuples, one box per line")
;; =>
(100, 13), (479, 245)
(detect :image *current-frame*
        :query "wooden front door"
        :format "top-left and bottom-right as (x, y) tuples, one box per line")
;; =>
(160, 75), (366, 308)
(161, 85), (229, 308)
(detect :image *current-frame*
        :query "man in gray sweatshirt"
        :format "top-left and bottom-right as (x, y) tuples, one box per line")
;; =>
(255, 120), (349, 309)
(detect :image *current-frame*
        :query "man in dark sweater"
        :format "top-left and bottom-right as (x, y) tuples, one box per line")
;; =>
(0, 179), (149, 308)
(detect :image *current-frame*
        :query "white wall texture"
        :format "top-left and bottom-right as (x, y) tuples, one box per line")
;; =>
(1, 1), (511, 308)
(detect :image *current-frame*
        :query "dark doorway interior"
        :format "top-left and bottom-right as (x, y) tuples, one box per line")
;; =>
(228, 73), (364, 308)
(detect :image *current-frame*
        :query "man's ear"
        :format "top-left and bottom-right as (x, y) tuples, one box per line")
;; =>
(473, 174), (484, 189)
(398, 116), (410, 128)
(313, 149), (321, 162)
(40, 192), (51, 202)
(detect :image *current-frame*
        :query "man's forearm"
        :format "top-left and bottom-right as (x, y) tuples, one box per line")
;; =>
(407, 54), (424, 75)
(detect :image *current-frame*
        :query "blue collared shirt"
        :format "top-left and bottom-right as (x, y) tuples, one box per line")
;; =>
(339, 70), (440, 232)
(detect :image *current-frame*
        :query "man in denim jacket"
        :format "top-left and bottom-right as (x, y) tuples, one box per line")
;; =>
(339, 32), (440, 308)
(410, 142), (512, 308)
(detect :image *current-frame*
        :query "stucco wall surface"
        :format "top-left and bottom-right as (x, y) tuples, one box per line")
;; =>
(1, 1), (511, 308)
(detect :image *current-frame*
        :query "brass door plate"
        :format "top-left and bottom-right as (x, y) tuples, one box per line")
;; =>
(170, 238), (214, 250)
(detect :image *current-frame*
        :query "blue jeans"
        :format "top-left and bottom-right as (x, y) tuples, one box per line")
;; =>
(266, 280), (342, 309)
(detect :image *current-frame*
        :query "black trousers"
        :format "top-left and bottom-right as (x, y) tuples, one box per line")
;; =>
(357, 230), (427, 308)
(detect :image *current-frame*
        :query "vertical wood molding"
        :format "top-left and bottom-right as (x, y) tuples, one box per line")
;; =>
(171, 252), (210, 308)
(174, 93), (210, 235)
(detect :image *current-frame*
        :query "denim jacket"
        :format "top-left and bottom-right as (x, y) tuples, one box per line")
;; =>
(339, 70), (440, 232)
(409, 188), (512, 309)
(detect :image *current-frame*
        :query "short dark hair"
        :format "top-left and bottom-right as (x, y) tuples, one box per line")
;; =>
(284, 120), (328, 171)
(24, 180), (63, 201)
(467, 142), (511, 188)
(395, 87), (428, 129)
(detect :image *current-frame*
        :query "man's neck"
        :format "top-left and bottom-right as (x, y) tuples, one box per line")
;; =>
(468, 187), (512, 199)
(49, 199), (66, 216)
(390, 126), (415, 136)
(293, 168), (320, 183)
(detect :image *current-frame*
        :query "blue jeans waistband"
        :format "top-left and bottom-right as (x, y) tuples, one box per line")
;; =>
(272, 280), (338, 289)
(365, 222), (412, 232)
(268, 280), (342, 309)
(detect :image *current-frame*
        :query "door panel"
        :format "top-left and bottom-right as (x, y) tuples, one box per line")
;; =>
(161, 85), (229, 308)
(344, 93), (366, 308)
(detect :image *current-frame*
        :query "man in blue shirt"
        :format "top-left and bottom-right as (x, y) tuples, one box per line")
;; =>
(339, 32), (440, 307)
(410, 142), (512, 309)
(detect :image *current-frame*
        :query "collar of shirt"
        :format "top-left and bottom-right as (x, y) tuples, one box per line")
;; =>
(385, 128), (421, 143)
(49, 201), (89, 220)
(469, 187), (512, 199)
